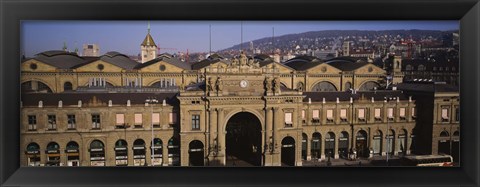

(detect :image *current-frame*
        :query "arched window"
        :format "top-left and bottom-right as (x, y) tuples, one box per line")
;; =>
(114, 139), (128, 166)
(344, 82), (352, 90)
(151, 138), (163, 166)
(373, 130), (383, 155)
(405, 65), (413, 71)
(188, 140), (204, 166)
(25, 142), (41, 166)
(133, 139), (146, 166)
(64, 82), (73, 91)
(453, 131), (459, 136)
(311, 132), (321, 159)
(46, 142), (60, 166)
(21, 81), (53, 93)
(325, 132), (336, 158)
(168, 137), (180, 166)
(359, 81), (380, 91)
(66, 141), (80, 166)
(89, 140), (105, 166)
(301, 133), (308, 160)
(440, 131), (450, 137)
(338, 132), (349, 159)
(312, 81), (337, 92)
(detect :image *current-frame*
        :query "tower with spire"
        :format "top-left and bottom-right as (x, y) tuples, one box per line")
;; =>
(140, 21), (157, 63)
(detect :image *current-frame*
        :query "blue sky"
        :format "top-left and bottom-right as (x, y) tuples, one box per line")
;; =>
(21, 21), (459, 57)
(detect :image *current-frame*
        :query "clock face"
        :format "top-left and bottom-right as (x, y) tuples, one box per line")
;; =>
(240, 80), (248, 88)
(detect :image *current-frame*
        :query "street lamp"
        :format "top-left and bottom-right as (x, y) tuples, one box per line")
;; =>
(384, 96), (396, 166)
(145, 97), (158, 166)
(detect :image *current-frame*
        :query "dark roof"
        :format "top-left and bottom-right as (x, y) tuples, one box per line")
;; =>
(303, 91), (409, 102)
(401, 58), (459, 71)
(283, 55), (324, 71)
(22, 92), (178, 107)
(191, 59), (225, 70)
(29, 50), (86, 69)
(135, 55), (191, 70)
(99, 51), (139, 69)
(185, 82), (206, 91)
(395, 81), (459, 93)
(325, 57), (369, 71)
(254, 54), (271, 61)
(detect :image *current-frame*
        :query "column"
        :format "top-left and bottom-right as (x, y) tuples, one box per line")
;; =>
(209, 108), (217, 144)
(320, 135), (325, 160)
(162, 141), (169, 166)
(273, 107), (280, 153)
(265, 107), (272, 143)
(145, 140), (152, 166)
(216, 108), (225, 165)
(334, 137), (339, 159)
(306, 136), (311, 160)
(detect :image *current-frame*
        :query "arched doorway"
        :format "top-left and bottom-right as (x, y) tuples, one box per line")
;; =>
(311, 132), (321, 160)
(189, 140), (205, 166)
(372, 130), (383, 155)
(65, 141), (80, 166)
(281, 136), (296, 166)
(386, 130), (395, 156)
(397, 129), (407, 156)
(325, 132), (335, 159)
(151, 138), (163, 166)
(89, 140), (105, 166)
(225, 112), (262, 166)
(25, 142), (40, 166)
(355, 130), (368, 158)
(64, 82), (73, 91)
(45, 142), (60, 166)
(301, 133), (308, 160)
(168, 137), (180, 166)
(438, 131), (450, 155)
(133, 139), (146, 166)
(114, 139), (128, 166)
(338, 131), (349, 159)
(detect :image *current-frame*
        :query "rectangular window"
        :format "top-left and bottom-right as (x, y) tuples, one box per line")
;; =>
(312, 109), (319, 124)
(67, 115), (76, 129)
(374, 108), (382, 121)
(152, 113), (160, 128)
(455, 107), (460, 122)
(28, 115), (37, 131)
(285, 112), (293, 127)
(301, 110), (306, 124)
(134, 113), (143, 128)
(399, 108), (406, 120)
(358, 108), (365, 122)
(340, 109), (347, 122)
(92, 114), (101, 129)
(115, 114), (125, 129)
(441, 108), (449, 122)
(387, 108), (394, 121)
(169, 112), (177, 124)
(192, 115), (200, 130)
(411, 107), (416, 120)
(326, 109), (334, 123)
(47, 115), (57, 130)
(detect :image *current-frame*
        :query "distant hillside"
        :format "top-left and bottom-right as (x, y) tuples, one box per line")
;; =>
(219, 29), (458, 53)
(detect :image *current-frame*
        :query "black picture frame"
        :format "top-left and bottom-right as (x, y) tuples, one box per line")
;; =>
(1, 0), (479, 186)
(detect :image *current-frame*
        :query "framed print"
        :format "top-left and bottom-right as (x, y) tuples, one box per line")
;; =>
(1, 0), (479, 186)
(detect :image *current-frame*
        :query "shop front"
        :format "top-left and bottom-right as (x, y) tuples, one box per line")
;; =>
(115, 140), (128, 166)
(45, 142), (61, 166)
(133, 139), (146, 166)
(65, 141), (80, 166)
(151, 138), (163, 166)
(89, 140), (105, 166)
(25, 143), (41, 166)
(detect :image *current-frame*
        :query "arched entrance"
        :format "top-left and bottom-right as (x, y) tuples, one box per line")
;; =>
(325, 132), (335, 159)
(25, 142), (40, 166)
(397, 129), (407, 156)
(311, 132), (321, 160)
(225, 112), (262, 166)
(189, 140), (204, 166)
(114, 139), (128, 166)
(301, 133), (308, 160)
(133, 139), (146, 166)
(89, 140), (105, 166)
(438, 131), (450, 155)
(356, 130), (368, 158)
(386, 129), (395, 156)
(338, 131), (349, 159)
(372, 130), (383, 155)
(45, 142), (60, 166)
(65, 141), (80, 166)
(168, 137), (180, 166)
(281, 136), (296, 166)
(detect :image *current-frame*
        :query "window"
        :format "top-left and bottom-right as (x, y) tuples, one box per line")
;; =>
(312, 110), (320, 124)
(340, 109), (347, 122)
(67, 115), (76, 129)
(375, 108), (382, 122)
(28, 115), (37, 131)
(115, 114), (125, 129)
(326, 109), (334, 123)
(152, 113), (160, 128)
(285, 112), (293, 127)
(192, 115), (200, 130)
(387, 108), (394, 121)
(399, 108), (406, 120)
(301, 110), (306, 124)
(357, 109), (365, 122)
(169, 112), (177, 125)
(134, 113), (143, 128)
(455, 107), (460, 122)
(92, 114), (101, 129)
(441, 107), (449, 122)
(47, 115), (57, 130)
(411, 107), (416, 120)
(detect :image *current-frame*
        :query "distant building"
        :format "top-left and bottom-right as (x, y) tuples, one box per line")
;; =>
(82, 44), (100, 57)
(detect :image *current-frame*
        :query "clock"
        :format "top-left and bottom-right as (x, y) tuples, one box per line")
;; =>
(240, 80), (248, 88)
